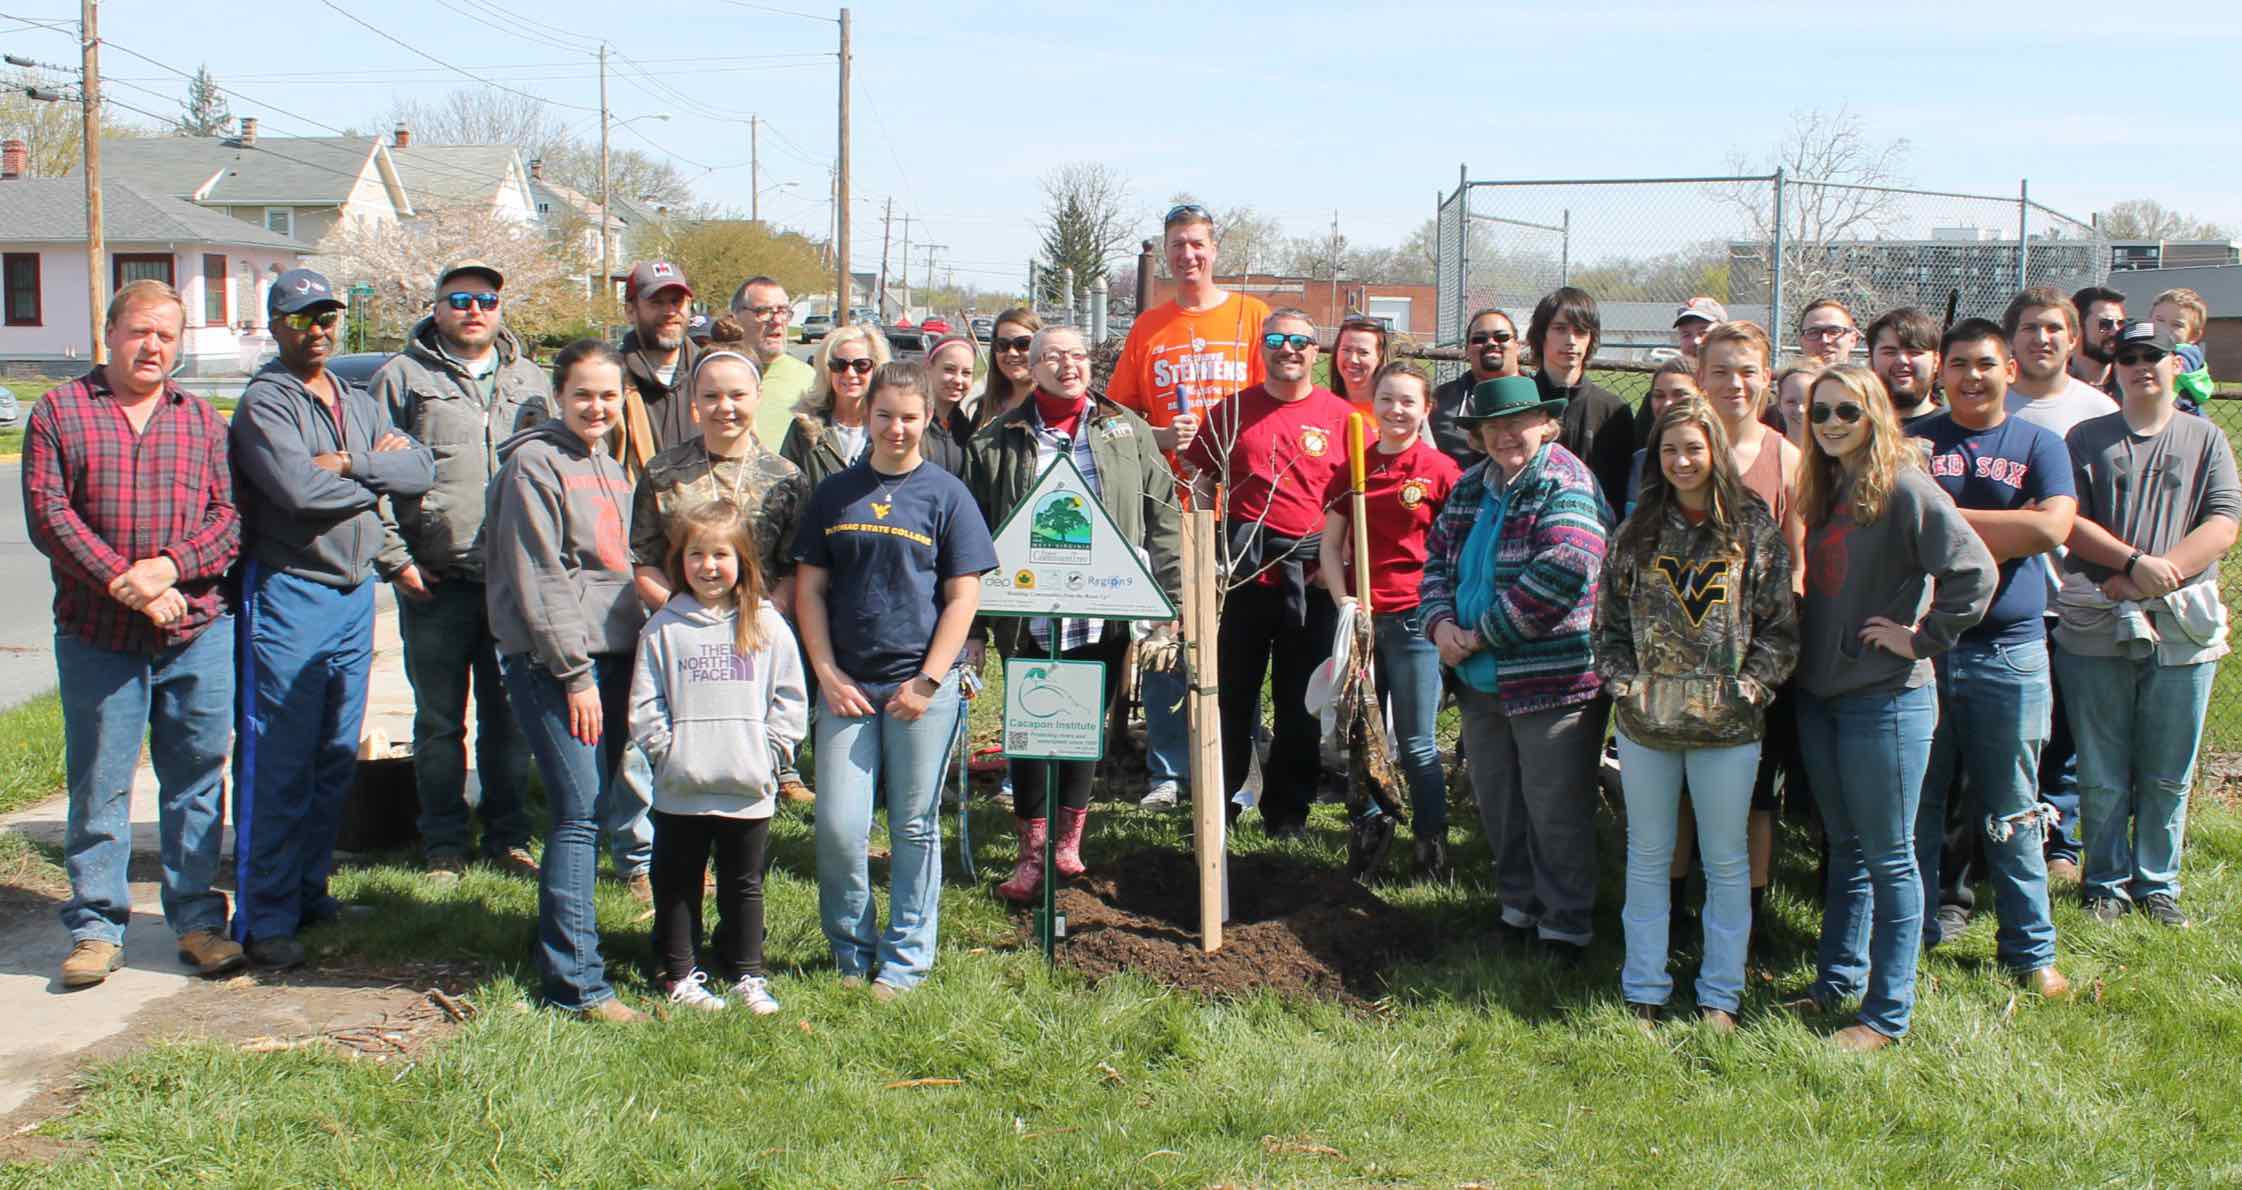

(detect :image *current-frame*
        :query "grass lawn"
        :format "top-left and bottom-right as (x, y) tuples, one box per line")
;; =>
(0, 694), (66, 818)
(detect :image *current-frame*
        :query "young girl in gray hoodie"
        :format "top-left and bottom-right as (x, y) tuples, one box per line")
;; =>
(629, 499), (808, 1015)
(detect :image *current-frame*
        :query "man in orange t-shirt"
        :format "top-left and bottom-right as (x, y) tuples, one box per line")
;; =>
(1106, 202), (1268, 811)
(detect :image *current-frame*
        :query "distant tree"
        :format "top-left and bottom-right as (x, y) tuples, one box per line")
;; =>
(325, 201), (582, 344)
(177, 65), (232, 137)
(383, 88), (694, 209)
(1716, 105), (1913, 328)
(1037, 163), (1134, 307)
(639, 215), (829, 308)
(2099, 199), (2231, 242)
(0, 69), (153, 175)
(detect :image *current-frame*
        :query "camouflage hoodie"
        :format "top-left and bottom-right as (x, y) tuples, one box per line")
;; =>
(1593, 497), (1799, 751)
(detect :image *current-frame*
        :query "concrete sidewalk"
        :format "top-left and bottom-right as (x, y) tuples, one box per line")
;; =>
(0, 592), (419, 1118)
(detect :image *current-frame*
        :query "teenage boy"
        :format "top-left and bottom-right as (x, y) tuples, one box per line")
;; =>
(2055, 322), (2241, 928)
(1108, 202), (1269, 810)
(1183, 309), (1354, 838)
(1527, 286), (1636, 508)
(1867, 307), (1944, 428)
(24, 281), (246, 987)
(2003, 287), (2117, 882)
(2068, 286), (2127, 398)
(1796, 298), (1861, 368)
(1909, 319), (2075, 998)
(1430, 307), (1523, 467)
(231, 269), (435, 968)
(733, 275), (818, 449)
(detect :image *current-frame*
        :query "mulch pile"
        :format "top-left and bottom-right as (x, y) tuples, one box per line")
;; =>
(1034, 848), (1437, 1003)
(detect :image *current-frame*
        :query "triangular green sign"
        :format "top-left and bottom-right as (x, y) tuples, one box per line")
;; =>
(979, 453), (1177, 621)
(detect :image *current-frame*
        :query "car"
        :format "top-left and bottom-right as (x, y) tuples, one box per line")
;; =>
(799, 313), (833, 342)
(890, 317), (916, 331)
(324, 352), (394, 388)
(884, 327), (929, 362)
(919, 317), (952, 336)
(0, 383), (19, 429)
(970, 317), (994, 342)
(1644, 346), (1683, 365)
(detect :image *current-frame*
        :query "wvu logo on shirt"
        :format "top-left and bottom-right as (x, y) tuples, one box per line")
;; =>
(1653, 555), (1731, 627)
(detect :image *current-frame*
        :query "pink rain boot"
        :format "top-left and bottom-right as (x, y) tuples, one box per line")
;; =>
(996, 818), (1047, 903)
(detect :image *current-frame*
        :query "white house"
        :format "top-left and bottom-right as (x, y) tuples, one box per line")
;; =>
(2, 143), (308, 375)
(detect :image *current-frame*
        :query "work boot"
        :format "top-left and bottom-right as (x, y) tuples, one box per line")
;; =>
(177, 929), (247, 977)
(626, 873), (654, 904)
(60, 939), (123, 988)
(1413, 830), (1448, 880)
(1345, 812), (1396, 883)
(246, 936), (305, 969)
(996, 818), (1047, 903)
(1052, 806), (1090, 879)
(490, 847), (540, 879)
(778, 777), (814, 804)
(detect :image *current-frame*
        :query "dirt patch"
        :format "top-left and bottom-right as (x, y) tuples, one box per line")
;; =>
(1031, 848), (1438, 1004)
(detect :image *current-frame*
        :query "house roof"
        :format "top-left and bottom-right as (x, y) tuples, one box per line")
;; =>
(389, 144), (522, 209)
(93, 135), (389, 207)
(0, 177), (309, 250)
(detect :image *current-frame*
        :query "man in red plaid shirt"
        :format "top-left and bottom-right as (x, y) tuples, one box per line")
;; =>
(22, 279), (247, 988)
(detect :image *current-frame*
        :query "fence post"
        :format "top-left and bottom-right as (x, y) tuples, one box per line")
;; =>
(2016, 179), (2031, 292)
(1769, 169), (1786, 350)
(1560, 208), (1571, 288)
(1456, 163), (1470, 344)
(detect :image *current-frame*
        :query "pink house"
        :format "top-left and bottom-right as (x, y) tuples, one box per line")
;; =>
(1, 140), (306, 375)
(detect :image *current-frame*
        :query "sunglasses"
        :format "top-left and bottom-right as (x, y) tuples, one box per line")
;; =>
(1262, 332), (1314, 351)
(827, 356), (875, 376)
(1163, 202), (1212, 225)
(2114, 351), (2165, 367)
(1808, 402), (1865, 425)
(2091, 317), (2126, 330)
(280, 310), (344, 332)
(442, 291), (500, 311)
(994, 335), (1034, 354)
(1468, 331), (1515, 347)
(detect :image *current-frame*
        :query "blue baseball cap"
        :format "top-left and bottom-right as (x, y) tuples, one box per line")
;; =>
(268, 268), (345, 317)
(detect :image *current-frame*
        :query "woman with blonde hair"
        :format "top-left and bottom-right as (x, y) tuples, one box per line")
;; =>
(1787, 363), (1994, 1052)
(781, 323), (893, 492)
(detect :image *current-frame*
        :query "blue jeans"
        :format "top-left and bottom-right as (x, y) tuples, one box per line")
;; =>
(1796, 682), (1936, 1039)
(603, 745), (655, 879)
(503, 653), (632, 1012)
(397, 580), (529, 859)
(814, 674), (959, 990)
(232, 565), (373, 944)
(1372, 609), (1447, 833)
(2053, 649), (2216, 904)
(1140, 666), (1189, 791)
(2039, 632), (2083, 864)
(1918, 637), (2057, 972)
(1615, 732), (1759, 1013)
(55, 618), (234, 945)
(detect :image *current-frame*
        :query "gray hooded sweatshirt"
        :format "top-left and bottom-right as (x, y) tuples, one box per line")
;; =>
(371, 316), (551, 581)
(629, 593), (808, 819)
(484, 420), (643, 692)
(231, 358), (435, 588)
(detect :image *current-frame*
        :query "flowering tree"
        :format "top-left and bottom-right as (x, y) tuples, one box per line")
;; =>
(322, 201), (588, 346)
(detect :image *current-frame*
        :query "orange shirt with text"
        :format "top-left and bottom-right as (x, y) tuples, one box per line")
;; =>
(1106, 293), (1272, 429)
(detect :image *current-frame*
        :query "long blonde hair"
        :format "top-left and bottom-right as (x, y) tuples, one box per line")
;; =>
(1614, 399), (1751, 567)
(1796, 364), (1920, 527)
(802, 324), (893, 421)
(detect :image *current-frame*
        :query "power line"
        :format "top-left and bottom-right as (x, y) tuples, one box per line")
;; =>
(709, 0), (837, 22)
(316, 0), (599, 113)
(104, 53), (831, 84)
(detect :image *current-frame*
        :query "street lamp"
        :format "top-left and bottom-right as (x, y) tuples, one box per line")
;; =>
(600, 111), (671, 315)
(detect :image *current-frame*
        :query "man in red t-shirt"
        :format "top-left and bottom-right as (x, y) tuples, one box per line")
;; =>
(1108, 203), (1270, 810)
(1183, 308), (1355, 836)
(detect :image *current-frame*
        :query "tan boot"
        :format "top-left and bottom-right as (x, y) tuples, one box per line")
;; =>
(2025, 965), (2073, 1000)
(778, 777), (815, 804)
(1832, 1024), (1895, 1053)
(60, 939), (123, 988)
(996, 818), (1047, 903)
(626, 873), (653, 904)
(576, 997), (645, 1023)
(177, 929), (247, 977)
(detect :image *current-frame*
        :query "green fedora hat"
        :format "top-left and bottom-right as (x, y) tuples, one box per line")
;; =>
(1454, 375), (1567, 427)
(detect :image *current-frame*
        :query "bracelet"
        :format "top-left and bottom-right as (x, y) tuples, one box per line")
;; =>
(2125, 549), (2144, 574)
(918, 670), (944, 689)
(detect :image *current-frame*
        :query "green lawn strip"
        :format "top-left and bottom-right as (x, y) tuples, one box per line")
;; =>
(0, 693), (66, 817)
(11, 787), (2241, 1183)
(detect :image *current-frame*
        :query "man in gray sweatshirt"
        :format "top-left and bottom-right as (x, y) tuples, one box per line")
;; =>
(230, 269), (434, 967)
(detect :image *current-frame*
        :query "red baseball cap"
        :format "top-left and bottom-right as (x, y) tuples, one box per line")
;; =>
(624, 260), (693, 303)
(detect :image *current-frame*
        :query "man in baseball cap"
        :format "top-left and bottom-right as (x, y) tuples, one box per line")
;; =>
(616, 260), (700, 465)
(267, 267), (345, 318)
(1673, 296), (1727, 363)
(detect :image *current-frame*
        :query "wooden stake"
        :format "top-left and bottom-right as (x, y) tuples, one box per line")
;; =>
(1181, 509), (1224, 952)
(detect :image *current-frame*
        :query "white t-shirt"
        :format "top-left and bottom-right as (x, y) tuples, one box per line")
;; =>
(2007, 376), (2118, 607)
(829, 421), (867, 464)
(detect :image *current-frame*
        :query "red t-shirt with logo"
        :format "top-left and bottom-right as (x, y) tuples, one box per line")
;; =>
(1184, 383), (1355, 539)
(1320, 437), (1462, 611)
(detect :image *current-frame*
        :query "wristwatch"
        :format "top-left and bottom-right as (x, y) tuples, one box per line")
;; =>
(915, 670), (943, 692)
(2124, 549), (2145, 574)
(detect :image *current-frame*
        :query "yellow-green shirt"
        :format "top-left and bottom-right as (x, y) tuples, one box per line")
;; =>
(754, 353), (816, 450)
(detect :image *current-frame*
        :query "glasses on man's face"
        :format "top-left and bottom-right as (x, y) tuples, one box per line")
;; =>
(1801, 324), (1855, 341)
(282, 310), (344, 332)
(1038, 350), (1090, 366)
(1468, 331), (1515, 347)
(994, 335), (1034, 354)
(741, 304), (793, 321)
(2092, 317), (2126, 331)
(1262, 332), (1314, 351)
(828, 356), (874, 375)
(2114, 351), (2164, 368)
(442, 291), (500, 312)
(1808, 401), (1864, 424)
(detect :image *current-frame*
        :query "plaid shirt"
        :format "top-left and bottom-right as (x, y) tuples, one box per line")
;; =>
(22, 370), (239, 653)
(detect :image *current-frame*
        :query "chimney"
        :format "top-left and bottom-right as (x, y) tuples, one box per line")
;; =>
(0, 139), (24, 180)
(238, 117), (257, 146)
(528, 158), (542, 180)
(392, 124), (411, 150)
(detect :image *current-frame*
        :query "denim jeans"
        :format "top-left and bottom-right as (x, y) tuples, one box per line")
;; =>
(2039, 631), (2083, 864)
(1796, 682), (1936, 1039)
(1918, 637), (2057, 973)
(603, 745), (655, 879)
(1372, 608), (1447, 834)
(1615, 731), (1759, 1013)
(55, 618), (234, 946)
(814, 674), (959, 989)
(1140, 666), (1189, 792)
(502, 653), (632, 1012)
(397, 580), (530, 859)
(1456, 688), (1606, 946)
(2053, 649), (2217, 904)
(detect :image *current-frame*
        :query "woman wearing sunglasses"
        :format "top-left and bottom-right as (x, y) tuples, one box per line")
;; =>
(957, 306), (1043, 435)
(782, 323), (892, 492)
(1788, 364), (1993, 1052)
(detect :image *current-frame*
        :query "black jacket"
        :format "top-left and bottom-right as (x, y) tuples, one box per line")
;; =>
(1430, 371), (1484, 469)
(617, 331), (702, 455)
(1539, 371), (1636, 513)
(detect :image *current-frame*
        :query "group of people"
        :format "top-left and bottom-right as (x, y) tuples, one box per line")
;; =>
(24, 203), (2233, 1051)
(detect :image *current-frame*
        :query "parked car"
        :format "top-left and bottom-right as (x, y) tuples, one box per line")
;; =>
(884, 327), (930, 362)
(919, 317), (952, 336)
(324, 353), (394, 389)
(970, 317), (994, 342)
(800, 313), (833, 342)
(0, 383), (19, 429)
(891, 317), (916, 331)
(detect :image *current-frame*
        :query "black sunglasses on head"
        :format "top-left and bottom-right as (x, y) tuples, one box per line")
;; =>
(828, 356), (875, 375)
(1163, 202), (1212, 226)
(442, 291), (500, 311)
(994, 335), (1034, 353)
(1808, 402), (1865, 424)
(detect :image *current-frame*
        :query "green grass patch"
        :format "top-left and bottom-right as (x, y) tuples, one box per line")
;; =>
(0, 693), (66, 817)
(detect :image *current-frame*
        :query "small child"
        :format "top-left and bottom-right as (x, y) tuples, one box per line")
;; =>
(2150, 288), (2214, 412)
(629, 499), (808, 1014)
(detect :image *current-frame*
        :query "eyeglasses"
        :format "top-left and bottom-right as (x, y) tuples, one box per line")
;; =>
(2114, 351), (2165, 367)
(1163, 203), (1211, 226)
(442, 291), (500, 311)
(828, 357), (875, 375)
(1468, 331), (1515, 347)
(1261, 332), (1314, 351)
(994, 335), (1034, 354)
(2091, 317), (2125, 331)
(280, 310), (344, 332)
(1807, 402), (1864, 424)
(740, 303), (793, 321)
(1801, 324), (1857, 340)
(1038, 350), (1090, 366)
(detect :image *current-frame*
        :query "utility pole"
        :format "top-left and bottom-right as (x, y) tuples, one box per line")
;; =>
(748, 114), (760, 225)
(897, 213), (915, 315)
(876, 197), (892, 321)
(834, 7), (851, 325)
(1327, 208), (1342, 325)
(598, 42), (611, 325)
(917, 243), (945, 315)
(81, 0), (104, 364)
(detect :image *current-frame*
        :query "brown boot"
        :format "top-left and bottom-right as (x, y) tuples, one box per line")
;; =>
(1831, 1024), (1895, 1053)
(576, 997), (644, 1023)
(778, 777), (814, 804)
(626, 873), (653, 904)
(2024, 965), (2073, 1000)
(996, 818), (1047, 903)
(177, 929), (247, 977)
(60, 939), (123, 988)
(1052, 806), (1089, 879)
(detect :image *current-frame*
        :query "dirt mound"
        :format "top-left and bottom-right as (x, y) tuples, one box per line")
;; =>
(1036, 848), (1436, 1003)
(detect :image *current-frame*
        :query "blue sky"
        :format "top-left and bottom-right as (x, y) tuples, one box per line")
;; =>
(6, 0), (2238, 292)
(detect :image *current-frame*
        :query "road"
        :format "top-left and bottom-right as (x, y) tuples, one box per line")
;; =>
(0, 464), (58, 712)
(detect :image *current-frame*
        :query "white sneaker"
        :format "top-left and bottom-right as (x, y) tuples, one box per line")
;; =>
(1139, 781), (1180, 810)
(665, 969), (728, 1012)
(733, 975), (781, 1016)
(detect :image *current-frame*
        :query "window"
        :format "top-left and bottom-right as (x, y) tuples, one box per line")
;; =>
(3, 253), (38, 327)
(264, 207), (293, 237)
(112, 253), (175, 293)
(202, 254), (227, 326)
